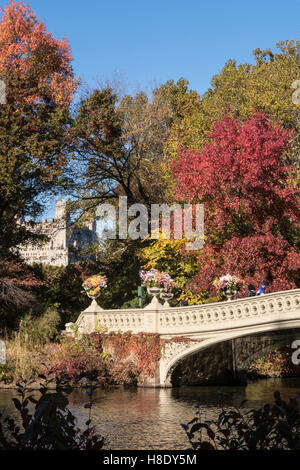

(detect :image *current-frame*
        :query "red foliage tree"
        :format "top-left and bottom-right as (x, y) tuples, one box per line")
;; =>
(171, 112), (300, 295)
(0, 256), (42, 308)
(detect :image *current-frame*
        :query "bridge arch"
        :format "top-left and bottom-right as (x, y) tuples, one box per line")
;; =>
(159, 327), (300, 387)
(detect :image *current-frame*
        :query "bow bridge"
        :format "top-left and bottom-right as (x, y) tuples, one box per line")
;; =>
(66, 289), (300, 387)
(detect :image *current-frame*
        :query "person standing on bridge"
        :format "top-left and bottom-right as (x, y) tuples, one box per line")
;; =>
(256, 282), (266, 296)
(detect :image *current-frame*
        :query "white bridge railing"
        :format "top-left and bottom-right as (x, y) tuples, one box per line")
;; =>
(66, 289), (300, 337)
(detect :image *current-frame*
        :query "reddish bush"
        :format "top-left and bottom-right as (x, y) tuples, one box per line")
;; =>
(44, 338), (107, 384)
(50, 354), (107, 383)
(249, 344), (300, 378)
(109, 359), (140, 385)
(100, 332), (163, 378)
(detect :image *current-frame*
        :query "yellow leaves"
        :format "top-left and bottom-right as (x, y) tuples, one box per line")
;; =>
(137, 236), (199, 290)
(177, 289), (208, 306)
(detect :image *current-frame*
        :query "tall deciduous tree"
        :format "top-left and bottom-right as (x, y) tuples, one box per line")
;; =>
(171, 112), (300, 295)
(0, 1), (79, 251)
(0, 1), (78, 312)
(67, 79), (197, 226)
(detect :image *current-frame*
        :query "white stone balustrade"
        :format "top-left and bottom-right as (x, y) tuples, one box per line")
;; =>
(66, 289), (300, 337)
(158, 289), (300, 335)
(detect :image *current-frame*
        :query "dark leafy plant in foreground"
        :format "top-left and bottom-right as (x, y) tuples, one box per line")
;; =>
(0, 368), (104, 450)
(182, 391), (300, 450)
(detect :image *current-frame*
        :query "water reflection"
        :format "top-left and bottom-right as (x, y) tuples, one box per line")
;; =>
(1, 378), (300, 450)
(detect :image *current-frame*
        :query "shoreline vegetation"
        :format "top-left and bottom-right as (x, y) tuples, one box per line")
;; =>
(1, 316), (299, 389)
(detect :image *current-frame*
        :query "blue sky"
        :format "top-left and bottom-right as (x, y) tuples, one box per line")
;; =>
(2, 0), (299, 96)
(2, 0), (299, 218)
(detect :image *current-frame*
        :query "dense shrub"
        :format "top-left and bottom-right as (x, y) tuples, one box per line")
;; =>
(48, 338), (107, 384)
(109, 358), (140, 386)
(1, 307), (62, 382)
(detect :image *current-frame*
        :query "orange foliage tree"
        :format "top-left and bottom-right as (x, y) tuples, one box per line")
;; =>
(0, 1), (78, 106)
(0, 1), (79, 252)
(0, 2), (79, 313)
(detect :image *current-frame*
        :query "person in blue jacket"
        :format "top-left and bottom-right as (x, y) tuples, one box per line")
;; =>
(256, 282), (266, 296)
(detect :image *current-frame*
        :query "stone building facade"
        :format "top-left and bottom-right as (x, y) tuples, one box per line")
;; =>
(17, 200), (97, 266)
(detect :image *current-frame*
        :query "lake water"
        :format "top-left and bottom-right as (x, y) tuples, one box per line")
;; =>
(1, 377), (300, 449)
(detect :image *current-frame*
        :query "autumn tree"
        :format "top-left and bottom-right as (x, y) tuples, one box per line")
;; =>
(168, 40), (300, 168)
(171, 112), (300, 296)
(67, 79), (199, 228)
(0, 1), (78, 314)
(0, 1), (79, 252)
(139, 41), (300, 301)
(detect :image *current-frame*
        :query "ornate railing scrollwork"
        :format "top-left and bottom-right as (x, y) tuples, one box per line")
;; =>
(70, 289), (300, 336)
